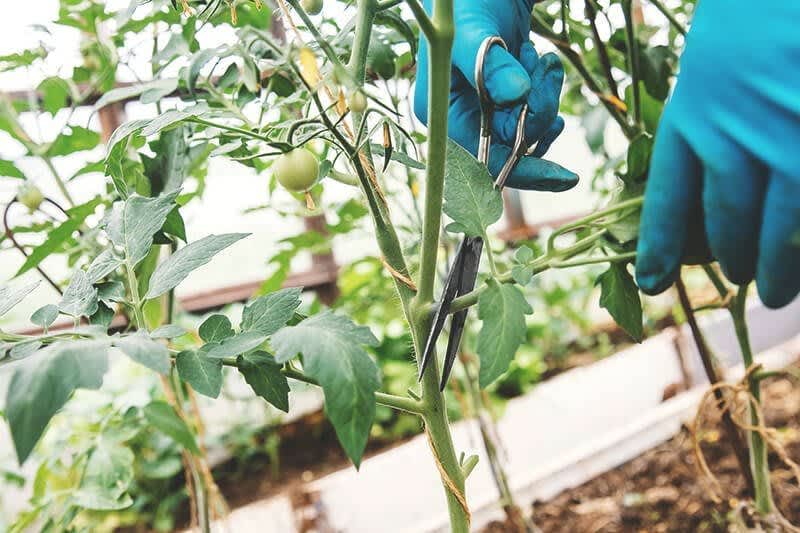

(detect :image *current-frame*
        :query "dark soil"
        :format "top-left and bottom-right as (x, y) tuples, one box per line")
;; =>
(486, 371), (800, 533)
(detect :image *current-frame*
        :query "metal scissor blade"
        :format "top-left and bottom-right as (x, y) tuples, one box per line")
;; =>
(418, 239), (469, 381)
(439, 236), (484, 390)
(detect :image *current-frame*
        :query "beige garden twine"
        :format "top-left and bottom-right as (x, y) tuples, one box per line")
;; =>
(692, 364), (800, 530)
(380, 255), (417, 291)
(424, 427), (471, 525)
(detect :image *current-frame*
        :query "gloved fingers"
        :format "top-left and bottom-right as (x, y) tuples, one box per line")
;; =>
(518, 41), (540, 74)
(488, 144), (578, 191)
(635, 120), (703, 295)
(524, 52), (564, 140)
(530, 116), (565, 158)
(448, 89), (575, 191)
(756, 171), (800, 308)
(451, 24), (531, 106)
(491, 52), (563, 146)
(702, 154), (767, 285)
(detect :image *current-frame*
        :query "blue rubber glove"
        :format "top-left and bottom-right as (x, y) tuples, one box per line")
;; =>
(413, 0), (578, 191)
(636, 0), (800, 308)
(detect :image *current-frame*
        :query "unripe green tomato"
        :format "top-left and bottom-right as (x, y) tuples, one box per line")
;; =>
(273, 148), (320, 192)
(301, 0), (323, 15)
(348, 89), (367, 113)
(17, 183), (44, 212)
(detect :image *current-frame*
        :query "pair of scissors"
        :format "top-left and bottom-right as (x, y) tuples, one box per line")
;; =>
(418, 36), (531, 391)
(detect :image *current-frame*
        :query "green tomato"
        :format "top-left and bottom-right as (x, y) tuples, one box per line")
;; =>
(273, 148), (320, 193)
(348, 89), (368, 113)
(301, 0), (323, 15)
(17, 183), (44, 212)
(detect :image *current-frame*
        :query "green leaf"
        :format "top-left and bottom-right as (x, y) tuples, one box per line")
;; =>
(0, 159), (25, 179)
(0, 281), (40, 318)
(443, 139), (502, 237)
(141, 104), (208, 137)
(15, 197), (101, 277)
(6, 340), (109, 463)
(143, 125), (190, 195)
(46, 126), (100, 157)
(30, 304), (58, 329)
(0, 47), (46, 71)
(185, 48), (218, 93)
(198, 314), (234, 343)
(143, 401), (200, 454)
(624, 133), (653, 183)
(368, 143), (425, 170)
(237, 351), (289, 412)
(10, 341), (41, 360)
(240, 287), (303, 336)
(271, 312), (380, 467)
(37, 77), (71, 115)
(106, 119), (149, 157)
(104, 104), (207, 159)
(78, 440), (134, 507)
(625, 82), (663, 134)
(85, 249), (123, 283)
(58, 270), (98, 318)
(161, 208), (187, 242)
(94, 78), (178, 110)
(597, 263), (643, 342)
(511, 265), (533, 286)
(203, 332), (267, 359)
(145, 233), (249, 299)
(104, 190), (180, 267)
(150, 324), (187, 339)
(96, 281), (125, 306)
(90, 302), (115, 328)
(176, 349), (223, 398)
(640, 45), (674, 101)
(115, 332), (170, 374)
(477, 280), (533, 388)
(513, 245), (534, 264)
(73, 491), (133, 511)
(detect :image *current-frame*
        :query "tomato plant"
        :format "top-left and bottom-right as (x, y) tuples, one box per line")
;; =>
(0, 0), (784, 531)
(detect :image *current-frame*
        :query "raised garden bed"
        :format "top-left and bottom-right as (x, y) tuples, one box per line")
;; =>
(176, 297), (800, 533)
(523, 369), (800, 533)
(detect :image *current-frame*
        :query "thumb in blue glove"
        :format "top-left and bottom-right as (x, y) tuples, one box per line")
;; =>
(635, 0), (800, 308)
(413, 0), (578, 191)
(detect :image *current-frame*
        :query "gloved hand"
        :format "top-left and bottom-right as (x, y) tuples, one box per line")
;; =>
(413, 0), (578, 191)
(636, 0), (800, 308)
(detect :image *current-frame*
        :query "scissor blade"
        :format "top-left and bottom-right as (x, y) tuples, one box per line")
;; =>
(439, 236), (484, 390)
(418, 240), (468, 381)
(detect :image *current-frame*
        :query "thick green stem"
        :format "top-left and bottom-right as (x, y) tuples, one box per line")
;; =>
(125, 260), (147, 330)
(546, 196), (643, 252)
(621, 0), (642, 128)
(415, 28), (453, 303)
(731, 286), (774, 515)
(404, 0), (470, 530)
